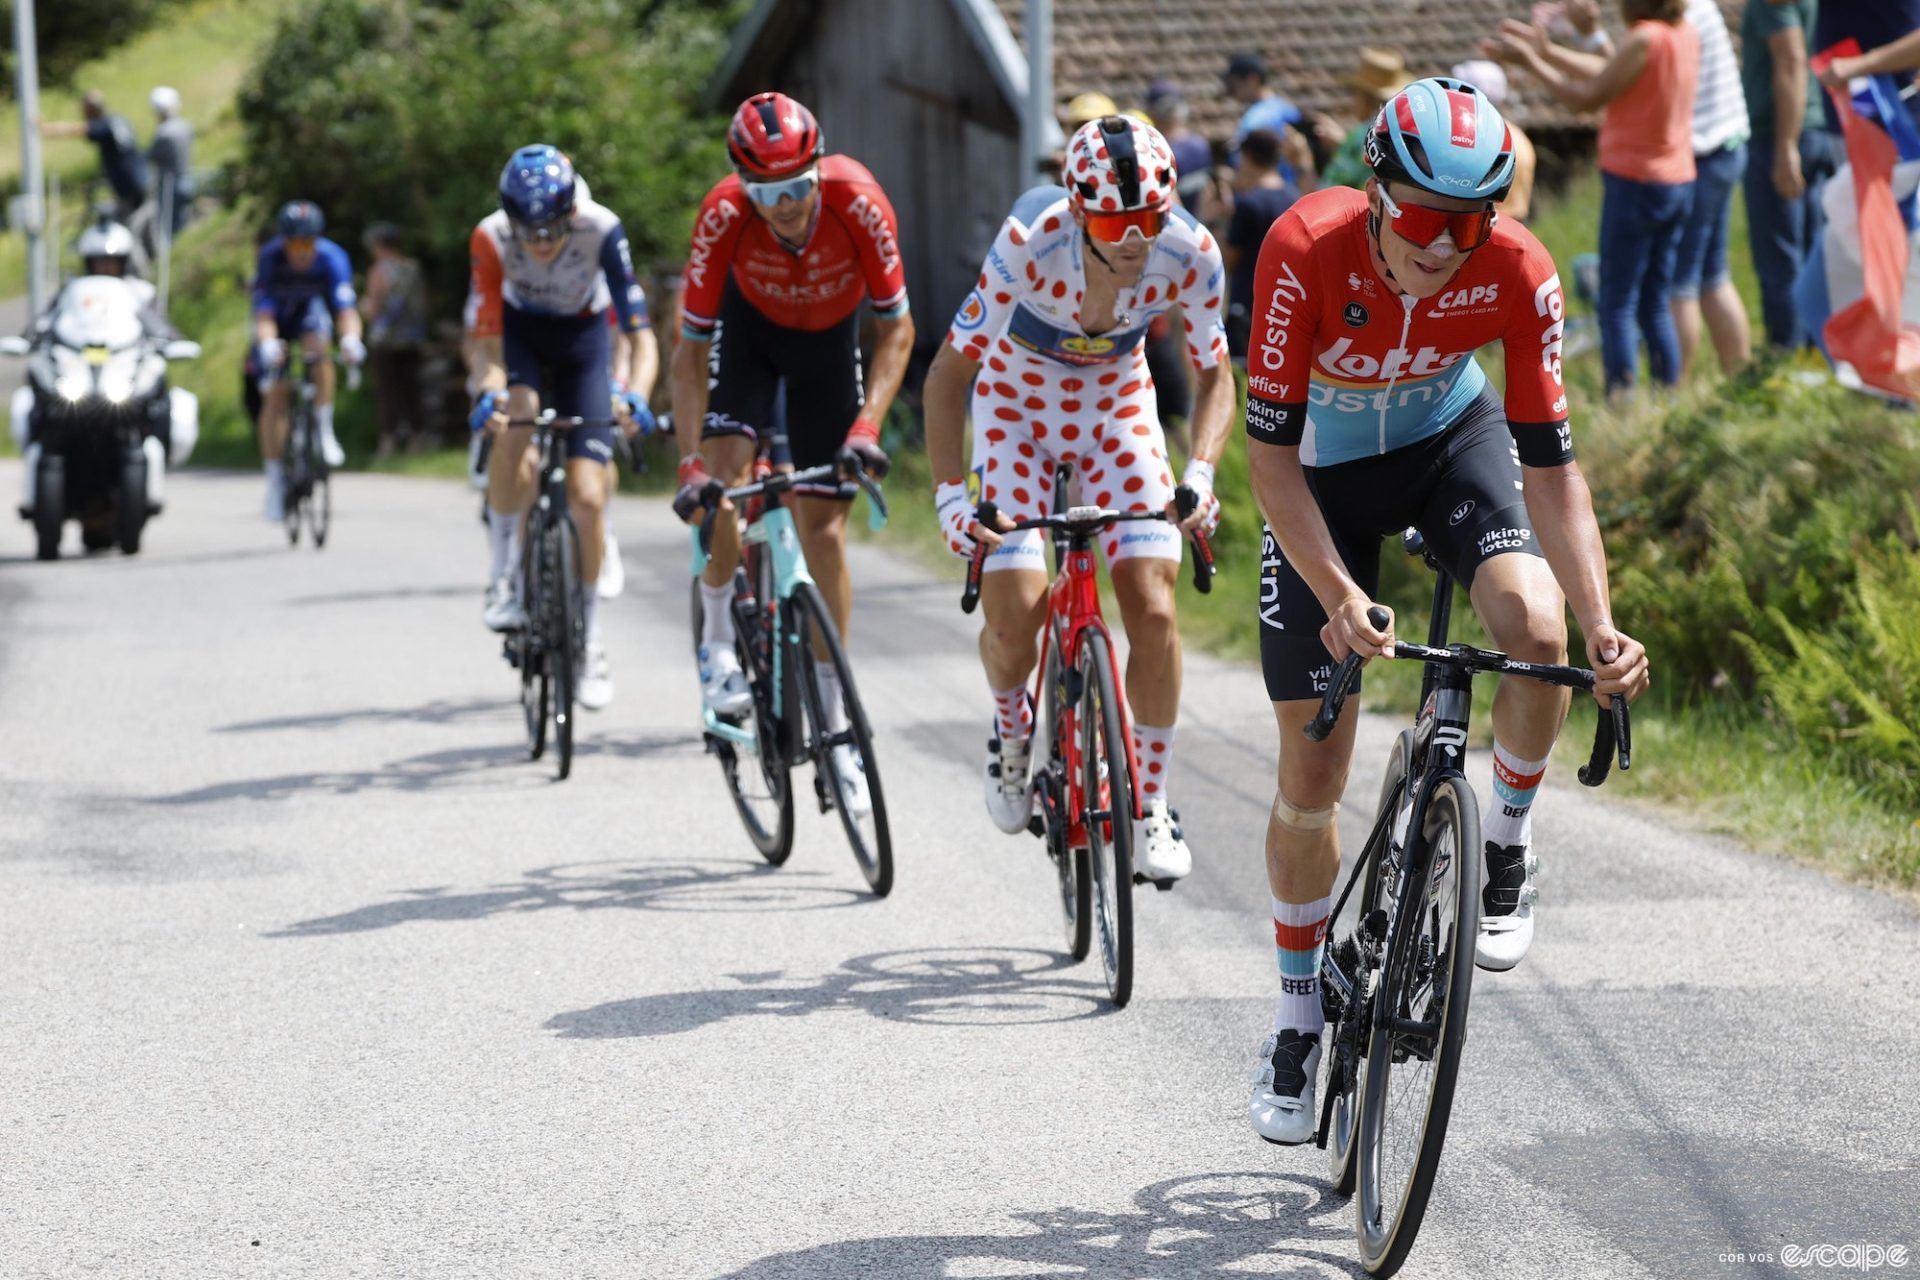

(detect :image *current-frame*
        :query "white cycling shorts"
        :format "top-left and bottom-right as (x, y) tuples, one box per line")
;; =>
(970, 340), (1180, 573)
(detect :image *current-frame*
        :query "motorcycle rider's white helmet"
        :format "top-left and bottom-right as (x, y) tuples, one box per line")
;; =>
(77, 219), (137, 275)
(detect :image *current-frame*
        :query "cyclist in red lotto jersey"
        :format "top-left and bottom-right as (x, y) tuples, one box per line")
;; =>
(1240, 79), (1649, 1145)
(922, 115), (1235, 885)
(672, 93), (915, 732)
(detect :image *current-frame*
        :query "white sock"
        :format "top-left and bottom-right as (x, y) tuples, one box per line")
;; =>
(1132, 722), (1176, 804)
(263, 459), (284, 488)
(699, 580), (735, 650)
(316, 404), (337, 438)
(1273, 893), (1333, 1035)
(583, 591), (602, 648)
(487, 508), (518, 583)
(1485, 740), (1550, 848)
(815, 661), (848, 735)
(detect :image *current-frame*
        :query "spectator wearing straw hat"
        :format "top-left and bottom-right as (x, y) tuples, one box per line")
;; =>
(1315, 47), (1416, 191)
(1451, 59), (1537, 222)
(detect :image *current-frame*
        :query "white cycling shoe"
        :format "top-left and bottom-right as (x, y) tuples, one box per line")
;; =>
(263, 479), (285, 523)
(578, 645), (613, 712)
(831, 743), (872, 817)
(319, 429), (346, 469)
(598, 526), (625, 599)
(699, 645), (753, 718)
(1475, 842), (1538, 972)
(482, 577), (525, 632)
(984, 734), (1033, 834)
(1134, 799), (1193, 884)
(1249, 1028), (1322, 1146)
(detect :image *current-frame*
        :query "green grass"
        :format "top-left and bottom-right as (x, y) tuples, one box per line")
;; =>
(0, 0), (292, 295)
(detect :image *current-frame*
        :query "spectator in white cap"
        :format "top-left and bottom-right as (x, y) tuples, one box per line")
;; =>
(1452, 59), (1537, 223)
(147, 86), (194, 236)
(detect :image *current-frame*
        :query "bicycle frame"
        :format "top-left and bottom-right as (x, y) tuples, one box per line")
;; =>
(692, 462), (885, 752)
(1038, 535), (1142, 846)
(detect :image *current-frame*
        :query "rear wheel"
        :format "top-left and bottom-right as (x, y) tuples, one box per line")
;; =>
(1078, 637), (1135, 1008)
(1355, 774), (1482, 1276)
(793, 582), (892, 897)
(717, 551), (793, 862)
(33, 454), (64, 561)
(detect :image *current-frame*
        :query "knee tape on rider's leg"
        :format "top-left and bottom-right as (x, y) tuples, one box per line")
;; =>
(1273, 793), (1340, 834)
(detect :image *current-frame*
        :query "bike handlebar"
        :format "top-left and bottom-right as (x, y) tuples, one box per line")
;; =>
(695, 459), (889, 557)
(1303, 605), (1632, 784)
(960, 500), (1211, 614)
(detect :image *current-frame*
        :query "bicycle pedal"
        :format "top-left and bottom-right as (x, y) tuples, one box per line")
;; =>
(1026, 815), (1046, 839)
(1130, 873), (1177, 891)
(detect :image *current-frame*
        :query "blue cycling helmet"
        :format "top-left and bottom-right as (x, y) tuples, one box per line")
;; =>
(498, 144), (577, 229)
(1365, 77), (1515, 203)
(277, 200), (325, 238)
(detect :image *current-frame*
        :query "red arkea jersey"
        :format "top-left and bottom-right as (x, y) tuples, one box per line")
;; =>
(679, 154), (909, 337)
(1244, 187), (1570, 468)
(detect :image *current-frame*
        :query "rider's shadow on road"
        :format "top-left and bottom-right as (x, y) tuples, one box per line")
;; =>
(266, 856), (872, 938)
(716, 1170), (1364, 1279)
(145, 730), (705, 804)
(544, 946), (1115, 1040)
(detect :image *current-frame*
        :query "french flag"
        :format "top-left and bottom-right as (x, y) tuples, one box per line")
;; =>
(1796, 43), (1920, 402)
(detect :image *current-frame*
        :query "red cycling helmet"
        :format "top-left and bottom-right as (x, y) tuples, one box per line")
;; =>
(727, 92), (823, 178)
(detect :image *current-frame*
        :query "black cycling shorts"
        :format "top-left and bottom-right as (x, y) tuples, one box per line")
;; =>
(1259, 388), (1545, 703)
(701, 278), (864, 499)
(502, 305), (616, 464)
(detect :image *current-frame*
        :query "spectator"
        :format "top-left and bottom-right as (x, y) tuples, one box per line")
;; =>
(1490, 1), (1699, 397)
(1814, 2), (1920, 130)
(359, 223), (430, 459)
(38, 91), (148, 224)
(1742, 0), (1842, 349)
(1315, 48), (1414, 192)
(1223, 129), (1299, 362)
(1818, 23), (1920, 88)
(147, 86), (194, 239)
(1565, 1), (1751, 373)
(1224, 51), (1314, 187)
(1145, 79), (1213, 208)
(1451, 60), (1537, 223)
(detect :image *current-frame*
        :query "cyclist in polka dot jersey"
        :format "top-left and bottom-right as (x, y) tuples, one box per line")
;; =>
(924, 115), (1236, 885)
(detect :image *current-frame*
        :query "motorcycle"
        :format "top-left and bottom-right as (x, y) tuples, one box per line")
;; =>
(1, 275), (201, 560)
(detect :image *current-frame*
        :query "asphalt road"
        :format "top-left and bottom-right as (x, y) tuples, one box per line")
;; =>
(2, 464), (1915, 1279)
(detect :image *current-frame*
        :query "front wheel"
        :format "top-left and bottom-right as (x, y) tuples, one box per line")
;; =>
(547, 514), (582, 781)
(1329, 728), (1417, 1195)
(792, 581), (892, 897)
(116, 451), (147, 555)
(1354, 773), (1482, 1277)
(715, 551), (794, 863)
(33, 453), (64, 561)
(1078, 637), (1135, 1008)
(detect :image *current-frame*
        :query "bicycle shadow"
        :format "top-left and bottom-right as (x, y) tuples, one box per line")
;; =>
(544, 946), (1113, 1040)
(718, 1170), (1364, 1278)
(266, 856), (870, 939)
(285, 584), (476, 607)
(145, 732), (704, 805)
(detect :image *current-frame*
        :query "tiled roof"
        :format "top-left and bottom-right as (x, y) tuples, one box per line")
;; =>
(994, 0), (1744, 138)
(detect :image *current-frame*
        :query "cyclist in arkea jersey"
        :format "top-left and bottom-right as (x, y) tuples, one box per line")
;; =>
(1240, 79), (1649, 1144)
(671, 92), (915, 818)
(921, 115), (1235, 885)
(468, 145), (658, 712)
(252, 200), (364, 522)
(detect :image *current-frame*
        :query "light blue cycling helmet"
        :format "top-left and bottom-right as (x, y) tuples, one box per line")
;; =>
(1364, 77), (1515, 203)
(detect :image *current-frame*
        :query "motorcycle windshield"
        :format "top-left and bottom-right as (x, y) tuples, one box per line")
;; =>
(51, 277), (144, 351)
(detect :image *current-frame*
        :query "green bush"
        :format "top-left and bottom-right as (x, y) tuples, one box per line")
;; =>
(1, 0), (191, 88)
(232, 0), (742, 303)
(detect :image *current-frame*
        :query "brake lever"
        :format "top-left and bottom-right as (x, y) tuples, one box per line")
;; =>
(1303, 606), (1389, 742)
(1174, 486), (1216, 595)
(960, 498), (1001, 614)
